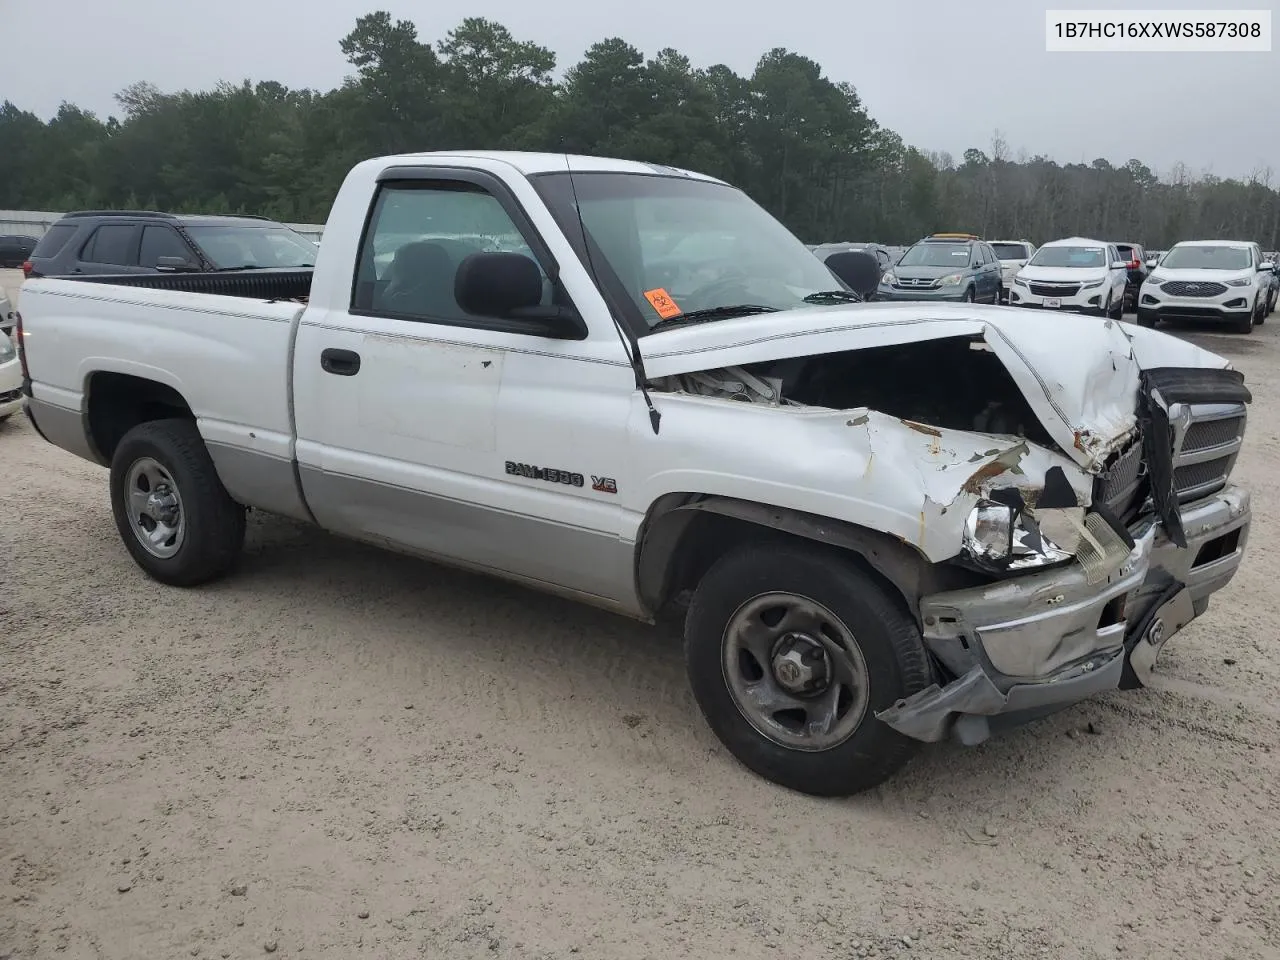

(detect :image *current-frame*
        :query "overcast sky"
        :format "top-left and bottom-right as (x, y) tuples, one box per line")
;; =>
(2, 0), (1276, 179)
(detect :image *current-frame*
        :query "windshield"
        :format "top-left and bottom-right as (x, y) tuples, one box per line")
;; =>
(1160, 245), (1252, 270)
(184, 224), (318, 269)
(530, 172), (846, 329)
(1029, 245), (1106, 268)
(991, 243), (1029, 261)
(898, 242), (972, 268)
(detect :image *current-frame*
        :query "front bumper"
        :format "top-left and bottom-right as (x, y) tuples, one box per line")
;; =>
(0, 358), (22, 418)
(877, 484), (1251, 744)
(877, 285), (969, 302)
(1008, 285), (1108, 314)
(1138, 287), (1259, 322)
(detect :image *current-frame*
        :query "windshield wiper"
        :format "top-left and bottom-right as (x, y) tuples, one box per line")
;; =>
(649, 304), (779, 332)
(802, 290), (863, 304)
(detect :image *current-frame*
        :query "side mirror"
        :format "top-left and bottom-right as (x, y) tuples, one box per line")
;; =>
(455, 252), (580, 332)
(156, 256), (198, 272)
(1111, 260), (1129, 270)
(823, 250), (880, 299)
(1145, 258), (1157, 268)
(1259, 261), (1274, 271)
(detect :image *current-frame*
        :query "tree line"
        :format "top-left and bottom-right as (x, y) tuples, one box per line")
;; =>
(1, 11), (1277, 248)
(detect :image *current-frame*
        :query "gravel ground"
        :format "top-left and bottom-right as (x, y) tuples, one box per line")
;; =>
(2, 267), (1278, 960)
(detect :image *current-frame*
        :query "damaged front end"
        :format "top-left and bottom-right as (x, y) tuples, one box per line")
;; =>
(649, 328), (1253, 747)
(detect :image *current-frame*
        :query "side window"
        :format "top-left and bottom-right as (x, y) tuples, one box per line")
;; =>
(353, 181), (554, 326)
(82, 224), (138, 265)
(139, 226), (194, 268)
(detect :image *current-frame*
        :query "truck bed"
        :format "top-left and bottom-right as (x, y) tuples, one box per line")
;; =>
(19, 275), (307, 488)
(54, 268), (313, 302)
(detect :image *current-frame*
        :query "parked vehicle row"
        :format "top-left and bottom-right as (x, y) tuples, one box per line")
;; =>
(11, 150), (1254, 798)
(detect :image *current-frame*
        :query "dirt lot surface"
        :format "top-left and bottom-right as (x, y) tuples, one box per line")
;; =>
(2, 267), (1279, 960)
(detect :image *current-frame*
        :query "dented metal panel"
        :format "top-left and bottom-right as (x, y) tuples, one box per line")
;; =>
(639, 302), (1229, 473)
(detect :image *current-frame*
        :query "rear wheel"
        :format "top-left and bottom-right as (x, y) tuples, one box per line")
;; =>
(684, 542), (933, 796)
(963, 287), (976, 303)
(109, 418), (246, 586)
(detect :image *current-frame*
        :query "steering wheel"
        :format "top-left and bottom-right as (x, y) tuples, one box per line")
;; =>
(682, 271), (793, 311)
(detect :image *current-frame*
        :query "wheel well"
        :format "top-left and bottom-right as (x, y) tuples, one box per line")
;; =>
(86, 372), (195, 463)
(636, 495), (978, 624)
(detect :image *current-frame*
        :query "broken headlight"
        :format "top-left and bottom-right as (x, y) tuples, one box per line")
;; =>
(962, 500), (1076, 572)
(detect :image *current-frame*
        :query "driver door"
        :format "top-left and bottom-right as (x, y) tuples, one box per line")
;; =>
(293, 169), (637, 604)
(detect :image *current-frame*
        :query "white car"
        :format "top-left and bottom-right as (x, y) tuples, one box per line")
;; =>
(1008, 237), (1128, 318)
(989, 239), (1036, 302)
(1137, 240), (1274, 334)
(0, 331), (22, 421)
(0, 289), (14, 338)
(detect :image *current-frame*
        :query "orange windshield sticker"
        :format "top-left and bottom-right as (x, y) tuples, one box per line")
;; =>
(643, 288), (682, 319)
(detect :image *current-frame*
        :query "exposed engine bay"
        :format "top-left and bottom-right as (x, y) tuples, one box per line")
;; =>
(649, 335), (1058, 449)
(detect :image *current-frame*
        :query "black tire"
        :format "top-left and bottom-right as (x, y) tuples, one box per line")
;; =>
(109, 418), (246, 586)
(1136, 310), (1157, 328)
(684, 542), (933, 796)
(963, 287), (976, 303)
(1235, 301), (1256, 334)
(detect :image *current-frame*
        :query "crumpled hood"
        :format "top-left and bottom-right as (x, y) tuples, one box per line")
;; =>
(639, 302), (1230, 471)
(1015, 265), (1110, 285)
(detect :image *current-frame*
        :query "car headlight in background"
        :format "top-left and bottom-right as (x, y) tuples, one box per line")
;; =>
(881, 272), (896, 285)
(0, 334), (15, 363)
(962, 499), (1077, 572)
(1224, 277), (1252, 287)
(1081, 278), (1105, 289)
(1012, 277), (1029, 288)
(1144, 275), (1166, 286)
(937, 273), (964, 286)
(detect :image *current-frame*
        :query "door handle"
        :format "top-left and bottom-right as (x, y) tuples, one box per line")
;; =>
(321, 348), (361, 376)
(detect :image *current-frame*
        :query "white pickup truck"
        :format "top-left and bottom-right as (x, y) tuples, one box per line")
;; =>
(15, 151), (1253, 796)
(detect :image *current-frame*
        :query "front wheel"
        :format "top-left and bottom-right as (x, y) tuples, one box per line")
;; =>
(109, 418), (246, 586)
(684, 543), (933, 796)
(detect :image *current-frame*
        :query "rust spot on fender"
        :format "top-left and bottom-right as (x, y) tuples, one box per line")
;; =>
(961, 459), (1011, 495)
(902, 420), (942, 437)
(960, 442), (1029, 495)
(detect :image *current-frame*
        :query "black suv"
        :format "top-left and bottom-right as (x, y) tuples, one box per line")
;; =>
(1112, 242), (1147, 310)
(24, 211), (318, 279)
(0, 234), (39, 268)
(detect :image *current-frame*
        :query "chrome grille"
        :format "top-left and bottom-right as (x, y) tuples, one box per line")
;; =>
(1181, 416), (1244, 452)
(1162, 281), (1227, 298)
(1170, 402), (1247, 504)
(1174, 457), (1233, 494)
